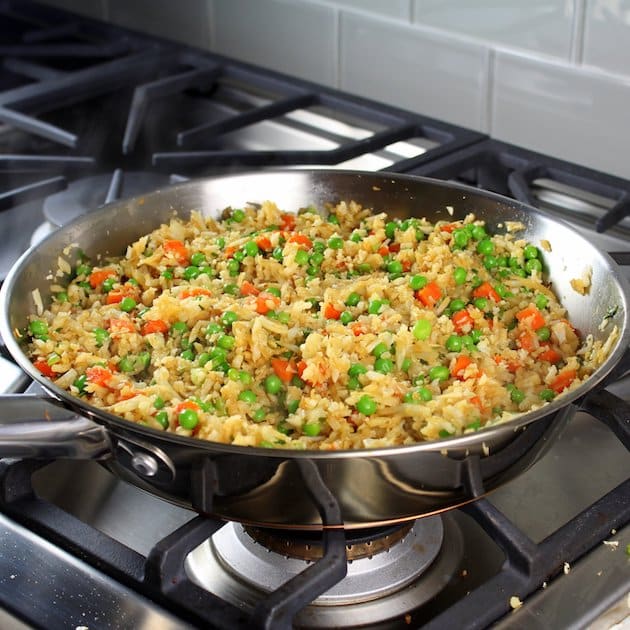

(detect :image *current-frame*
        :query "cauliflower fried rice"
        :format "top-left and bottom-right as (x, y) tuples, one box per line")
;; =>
(25, 201), (616, 450)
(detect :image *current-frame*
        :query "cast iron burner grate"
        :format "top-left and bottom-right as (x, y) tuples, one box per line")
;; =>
(0, 364), (627, 629)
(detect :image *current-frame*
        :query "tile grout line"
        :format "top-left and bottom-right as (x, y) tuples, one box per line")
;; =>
(570, 0), (587, 65)
(484, 47), (496, 135)
(335, 8), (342, 89)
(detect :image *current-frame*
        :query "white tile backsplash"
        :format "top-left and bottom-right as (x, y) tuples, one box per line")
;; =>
(413, 0), (577, 60)
(492, 50), (630, 179)
(210, 0), (338, 87)
(108, 0), (211, 49)
(583, 0), (630, 76)
(340, 12), (490, 131)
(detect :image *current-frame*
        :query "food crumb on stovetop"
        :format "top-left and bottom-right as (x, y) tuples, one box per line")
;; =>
(603, 540), (619, 550)
(570, 266), (592, 295)
(509, 596), (523, 610)
(404, 613), (412, 624)
(564, 562), (571, 574)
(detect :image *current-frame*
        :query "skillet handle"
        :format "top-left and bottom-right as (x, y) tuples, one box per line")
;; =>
(0, 395), (112, 459)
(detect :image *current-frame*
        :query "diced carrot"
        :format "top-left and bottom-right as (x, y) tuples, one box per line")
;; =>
(33, 359), (54, 378)
(163, 239), (189, 264)
(402, 260), (412, 272)
(256, 235), (272, 251)
(174, 400), (201, 415)
(255, 292), (280, 315)
(452, 355), (474, 380)
(350, 322), (365, 336)
(494, 355), (520, 373)
(516, 305), (546, 331)
(271, 357), (297, 383)
(280, 213), (296, 231)
(324, 303), (341, 320)
(288, 233), (312, 249)
(240, 281), (260, 297)
(224, 245), (237, 259)
(440, 223), (459, 233)
(539, 347), (562, 363)
(470, 396), (486, 412)
(180, 287), (211, 299)
(452, 309), (474, 334)
(388, 243), (401, 253)
(297, 360), (307, 378)
(473, 282), (500, 303)
(517, 329), (536, 352)
(105, 283), (137, 305)
(118, 387), (137, 401)
(109, 318), (136, 334)
(141, 319), (169, 335)
(415, 281), (442, 307)
(86, 365), (114, 387)
(88, 268), (116, 289)
(378, 245), (389, 256)
(551, 369), (577, 393)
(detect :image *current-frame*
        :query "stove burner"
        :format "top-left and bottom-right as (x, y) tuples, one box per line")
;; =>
(42, 171), (170, 226)
(185, 516), (463, 628)
(245, 522), (414, 562)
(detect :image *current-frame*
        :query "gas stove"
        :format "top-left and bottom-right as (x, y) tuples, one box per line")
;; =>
(0, 3), (628, 629)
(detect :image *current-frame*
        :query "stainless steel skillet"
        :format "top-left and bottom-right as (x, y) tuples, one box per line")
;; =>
(0, 170), (628, 530)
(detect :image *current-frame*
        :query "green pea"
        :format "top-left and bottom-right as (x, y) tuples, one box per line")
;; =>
(474, 297), (488, 310)
(453, 267), (467, 285)
(94, 327), (109, 347)
(272, 247), (284, 262)
(190, 252), (206, 266)
(470, 329), (482, 344)
(385, 221), (398, 239)
(181, 266), (198, 280)
(460, 335), (475, 351)
(368, 299), (384, 315)
(356, 395), (377, 415)
(287, 399), (300, 414)
(232, 209), (245, 222)
(340, 311), (354, 325)
(347, 376), (362, 390)
(328, 236), (344, 250)
(264, 374), (283, 394)
(445, 335), (462, 352)
(118, 357), (135, 373)
(120, 297), (136, 312)
(294, 249), (309, 266)
(206, 322), (222, 336)
(217, 334), (235, 350)
(471, 225), (487, 240)
(401, 358), (412, 372)
(221, 311), (238, 327)
(212, 359), (230, 373)
(495, 283), (511, 299)
(171, 321), (188, 334)
(476, 239), (494, 255)
(357, 263), (372, 274)
(161, 268), (174, 279)
(409, 275), (428, 291)
(535, 294), (549, 310)
(75, 264), (91, 277)
(452, 229), (469, 249)
(197, 353), (212, 368)
(238, 390), (257, 404)
(471, 275), (483, 288)
(417, 387), (433, 401)
(467, 420), (482, 431)
(371, 342), (388, 358)
(350, 231), (363, 243)
(374, 357), (394, 374)
(55, 291), (69, 302)
(428, 365), (450, 382)
(539, 388), (555, 401)
(449, 298), (466, 313)
(29, 320), (49, 338)
(537, 326), (551, 341)
(101, 277), (116, 293)
(181, 349), (195, 361)
(415, 229), (426, 241)
(277, 312), (291, 325)
(227, 259), (240, 276)
(483, 255), (498, 270)
(252, 408), (266, 423)
(413, 319), (432, 341)
(302, 421), (321, 437)
(309, 252), (325, 268)
(387, 260), (403, 274)
(216, 237), (226, 249)
(525, 258), (542, 274)
(510, 388), (525, 404)
(153, 396), (165, 410)
(208, 346), (227, 360)
(178, 408), (199, 429)
(223, 283), (238, 295)
(155, 411), (169, 429)
(244, 241), (259, 257)
(266, 287), (281, 298)
(348, 363), (368, 377)
(524, 244), (539, 260)
(73, 374), (87, 394)
(345, 292), (361, 307)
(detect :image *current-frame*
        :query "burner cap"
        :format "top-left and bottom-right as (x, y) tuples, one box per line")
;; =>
(43, 171), (170, 227)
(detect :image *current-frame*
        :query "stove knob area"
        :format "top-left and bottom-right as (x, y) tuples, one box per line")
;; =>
(114, 439), (176, 485)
